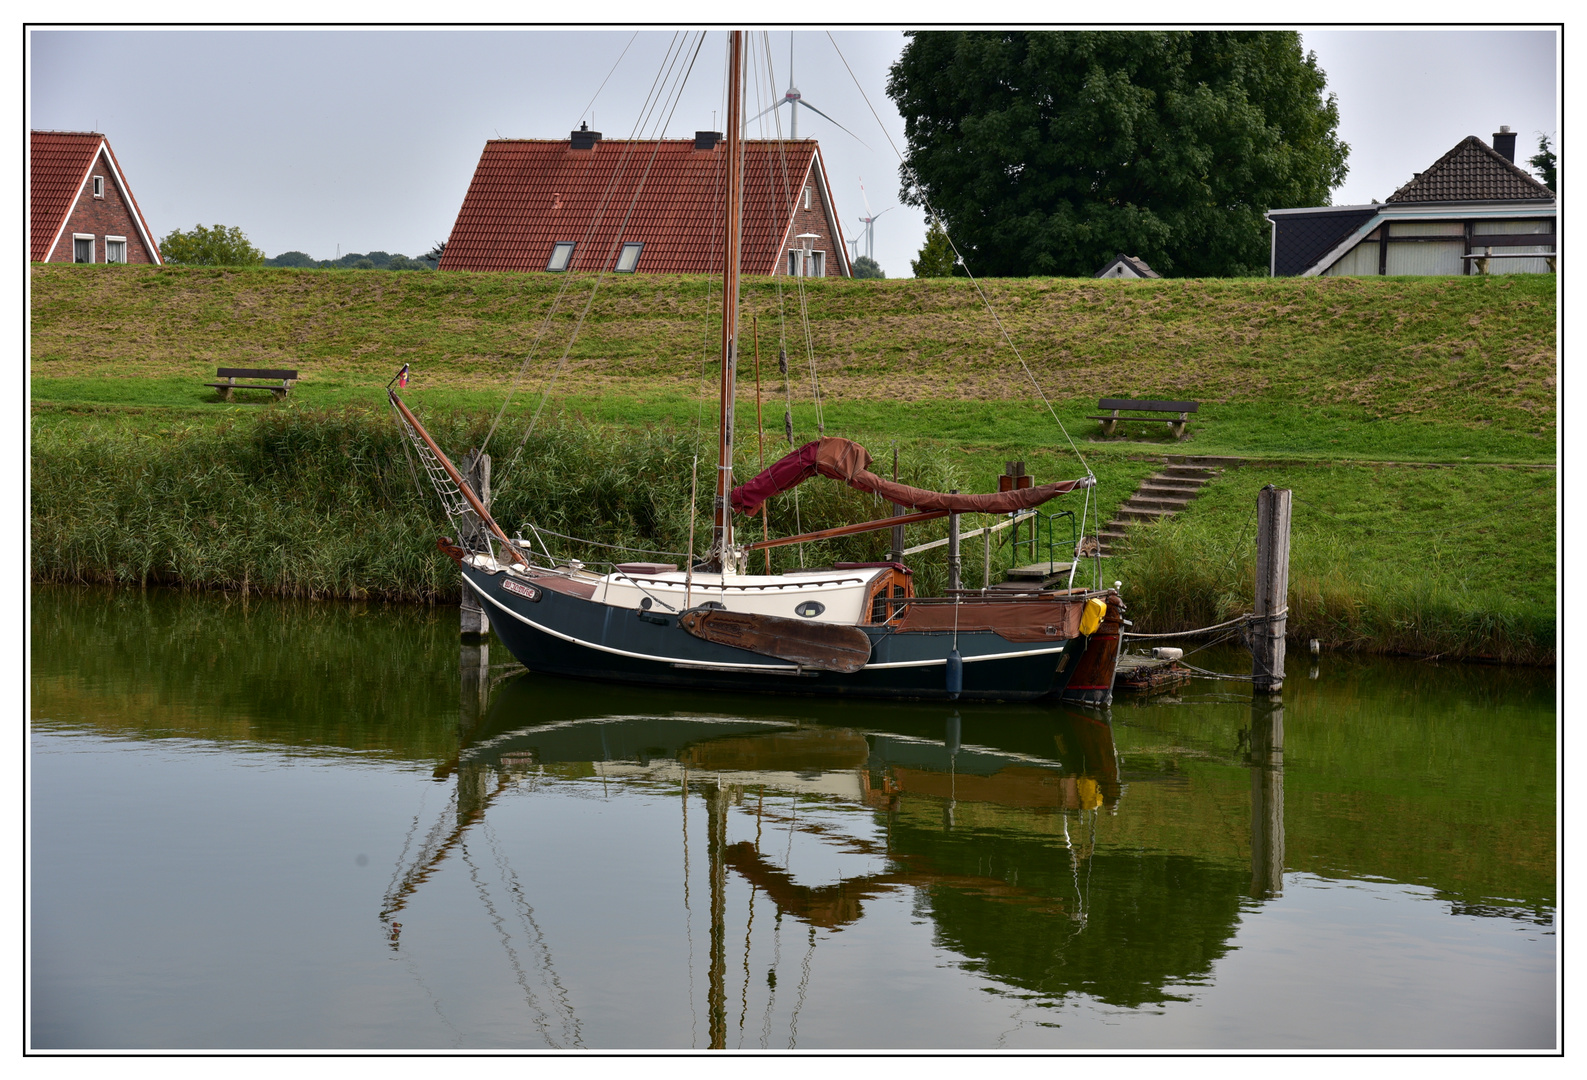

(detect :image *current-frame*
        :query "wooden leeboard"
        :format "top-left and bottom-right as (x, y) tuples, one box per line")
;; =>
(678, 610), (872, 673)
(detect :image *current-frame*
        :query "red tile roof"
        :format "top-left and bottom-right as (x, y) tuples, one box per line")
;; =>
(1386, 135), (1554, 204)
(30, 130), (161, 262)
(439, 137), (845, 275)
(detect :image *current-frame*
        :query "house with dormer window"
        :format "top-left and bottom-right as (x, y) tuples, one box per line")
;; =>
(1266, 127), (1554, 277)
(30, 130), (162, 265)
(439, 127), (850, 277)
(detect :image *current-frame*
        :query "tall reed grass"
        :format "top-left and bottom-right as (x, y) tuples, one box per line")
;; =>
(31, 405), (978, 601)
(32, 406), (1552, 663)
(1114, 512), (1554, 665)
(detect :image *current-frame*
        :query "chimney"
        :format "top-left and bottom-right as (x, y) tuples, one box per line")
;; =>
(1493, 125), (1516, 163)
(570, 121), (601, 150)
(694, 130), (722, 150)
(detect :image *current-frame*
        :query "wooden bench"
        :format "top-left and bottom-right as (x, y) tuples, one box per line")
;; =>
(205, 367), (299, 402)
(1087, 398), (1198, 440)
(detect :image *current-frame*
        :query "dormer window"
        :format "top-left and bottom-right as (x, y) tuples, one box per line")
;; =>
(615, 242), (643, 273)
(92, 176), (104, 198)
(546, 242), (575, 272)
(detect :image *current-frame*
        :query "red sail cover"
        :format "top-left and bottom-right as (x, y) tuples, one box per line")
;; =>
(731, 438), (1088, 515)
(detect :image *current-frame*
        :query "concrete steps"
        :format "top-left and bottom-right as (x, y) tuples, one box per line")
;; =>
(1098, 456), (1236, 557)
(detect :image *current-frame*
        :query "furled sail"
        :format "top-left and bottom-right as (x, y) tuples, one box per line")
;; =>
(731, 437), (1090, 516)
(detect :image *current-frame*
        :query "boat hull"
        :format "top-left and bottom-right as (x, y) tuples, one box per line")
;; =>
(464, 565), (1088, 702)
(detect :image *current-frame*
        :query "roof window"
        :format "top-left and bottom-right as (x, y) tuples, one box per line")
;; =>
(615, 242), (643, 273)
(546, 242), (575, 272)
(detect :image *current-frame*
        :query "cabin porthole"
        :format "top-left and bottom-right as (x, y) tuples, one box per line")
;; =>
(640, 597), (652, 610)
(795, 601), (825, 618)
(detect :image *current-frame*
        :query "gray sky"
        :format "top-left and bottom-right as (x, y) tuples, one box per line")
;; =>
(27, 27), (1558, 278)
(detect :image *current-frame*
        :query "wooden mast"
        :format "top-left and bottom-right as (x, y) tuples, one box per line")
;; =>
(709, 30), (745, 571)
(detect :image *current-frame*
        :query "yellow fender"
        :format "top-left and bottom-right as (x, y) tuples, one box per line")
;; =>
(1079, 597), (1108, 636)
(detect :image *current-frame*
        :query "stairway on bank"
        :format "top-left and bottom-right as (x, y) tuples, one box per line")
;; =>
(1097, 456), (1242, 557)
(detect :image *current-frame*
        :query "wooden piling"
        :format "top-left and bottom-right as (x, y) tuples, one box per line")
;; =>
(461, 450), (492, 640)
(1252, 485), (1291, 694)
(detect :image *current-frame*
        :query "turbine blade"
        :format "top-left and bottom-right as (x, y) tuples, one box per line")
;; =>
(793, 100), (869, 148)
(751, 99), (789, 122)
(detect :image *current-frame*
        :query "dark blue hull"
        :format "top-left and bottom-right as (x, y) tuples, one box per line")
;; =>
(464, 565), (1087, 702)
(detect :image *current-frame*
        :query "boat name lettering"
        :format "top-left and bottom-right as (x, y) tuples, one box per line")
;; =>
(501, 578), (542, 602)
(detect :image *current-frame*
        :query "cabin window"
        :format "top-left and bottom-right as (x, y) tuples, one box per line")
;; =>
(105, 237), (127, 263)
(615, 242), (643, 273)
(92, 176), (104, 198)
(546, 242), (575, 272)
(73, 234), (94, 263)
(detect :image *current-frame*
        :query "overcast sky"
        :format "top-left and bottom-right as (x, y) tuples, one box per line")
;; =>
(27, 26), (1558, 279)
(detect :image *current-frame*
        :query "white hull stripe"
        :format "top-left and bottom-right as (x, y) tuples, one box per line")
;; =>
(469, 575), (1068, 671)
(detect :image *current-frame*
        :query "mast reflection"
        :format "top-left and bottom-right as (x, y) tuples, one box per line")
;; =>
(380, 673), (1258, 1046)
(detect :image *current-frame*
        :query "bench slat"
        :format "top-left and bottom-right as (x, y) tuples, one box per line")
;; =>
(1097, 398), (1198, 413)
(1085, 415), (1181, 423)
(216, 368), (299, 380)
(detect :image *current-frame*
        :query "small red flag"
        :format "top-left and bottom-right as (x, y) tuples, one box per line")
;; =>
(397, 363), (410, 388)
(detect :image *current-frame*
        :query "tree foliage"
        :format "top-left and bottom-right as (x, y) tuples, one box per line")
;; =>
(886, 31), (1349, 277)
(264, 250), (317, 268)
(159, 224), (265, 267)
(911, 220), (958, 278)
(1529, 134), (1556, 193)
(851, 255), (886, 279)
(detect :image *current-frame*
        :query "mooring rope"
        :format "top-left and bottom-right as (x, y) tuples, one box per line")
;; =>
(1121, 608), (1289, 640)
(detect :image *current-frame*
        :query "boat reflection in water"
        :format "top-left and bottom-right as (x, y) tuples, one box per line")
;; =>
(382, 668), (1181, 1048)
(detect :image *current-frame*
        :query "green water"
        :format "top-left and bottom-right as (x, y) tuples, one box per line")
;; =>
(28, 586), (1556, 1050)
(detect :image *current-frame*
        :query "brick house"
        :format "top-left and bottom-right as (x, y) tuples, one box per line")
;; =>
(1266, 127), (1554, 277)
(439, 127), (850, 277)
(31, 130), (162, 265)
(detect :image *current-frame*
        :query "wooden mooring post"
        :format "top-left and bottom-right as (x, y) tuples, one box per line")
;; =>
(461, 450), (492, 641)
(1252, 485), (1292, 694)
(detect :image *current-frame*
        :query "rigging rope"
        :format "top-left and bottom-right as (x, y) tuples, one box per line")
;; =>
(500, 31), (711, 470)
(825, 31), (1093, 479)
(487, 31), (696, 460)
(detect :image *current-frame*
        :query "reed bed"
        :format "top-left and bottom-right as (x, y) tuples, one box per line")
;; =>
(31, 405), (978, 601)
(32, 407), (1553, 663)
(1114, 498), (1555, 666)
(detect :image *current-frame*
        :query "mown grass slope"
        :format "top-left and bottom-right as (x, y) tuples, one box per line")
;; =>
(31, 264), (1556, 460)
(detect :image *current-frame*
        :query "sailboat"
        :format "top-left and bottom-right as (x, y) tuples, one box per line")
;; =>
(388, 31), (1124, 704)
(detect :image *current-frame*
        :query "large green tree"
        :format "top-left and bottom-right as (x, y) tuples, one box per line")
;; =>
(159, 224), (265, 266)
(886, 31), (1349, 277)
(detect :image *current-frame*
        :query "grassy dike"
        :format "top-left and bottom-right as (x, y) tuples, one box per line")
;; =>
(30, 265), (1557, 663)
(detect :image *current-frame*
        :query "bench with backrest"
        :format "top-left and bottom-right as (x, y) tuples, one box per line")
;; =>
(205, 368), (299, 402)
(1088, 398), (1198, 440)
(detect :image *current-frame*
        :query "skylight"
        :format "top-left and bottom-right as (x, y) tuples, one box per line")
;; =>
(615, 242), (643, 273)
(546, 242), (575, 272)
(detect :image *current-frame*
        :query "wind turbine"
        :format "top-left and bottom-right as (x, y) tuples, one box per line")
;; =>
(855, 177), (893, 262)
(753, 33), (862, 143)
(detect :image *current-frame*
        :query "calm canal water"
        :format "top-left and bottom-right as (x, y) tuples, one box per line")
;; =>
(29, 586), (1556, 1051)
